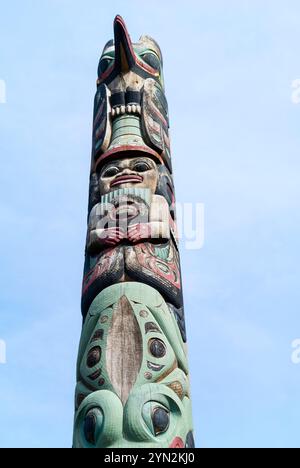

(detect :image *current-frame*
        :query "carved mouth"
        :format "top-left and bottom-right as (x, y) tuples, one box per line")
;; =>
(147, 361), (165, 372)
(111, 175), (143, 187)
(111, 104), (142, 119)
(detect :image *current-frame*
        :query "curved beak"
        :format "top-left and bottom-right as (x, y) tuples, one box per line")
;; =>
(114, 15), (137, 74)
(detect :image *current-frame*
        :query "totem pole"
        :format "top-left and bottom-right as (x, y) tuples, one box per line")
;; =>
(73, 16), (194, 448)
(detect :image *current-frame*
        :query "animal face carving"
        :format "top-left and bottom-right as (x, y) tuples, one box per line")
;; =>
(92, 15), (172, 175)
(74, 385), (193, 449)
(97, 16), (164, 90)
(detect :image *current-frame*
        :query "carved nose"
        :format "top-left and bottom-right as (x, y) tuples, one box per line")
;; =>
(114, 15), (136, 74)
(121, 168), (136, 175)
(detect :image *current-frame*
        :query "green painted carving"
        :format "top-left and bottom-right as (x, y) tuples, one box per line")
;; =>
(73, 15), (194, 448)
(74, 384), (192, 448)
(74, 283), (193, 448)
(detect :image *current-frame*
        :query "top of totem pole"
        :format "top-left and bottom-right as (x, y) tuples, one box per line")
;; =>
(97, 15), (164, 89)
(92, 16), (172, 174)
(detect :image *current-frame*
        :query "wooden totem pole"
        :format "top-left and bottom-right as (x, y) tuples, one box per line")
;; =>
(73, 16), (194, 448)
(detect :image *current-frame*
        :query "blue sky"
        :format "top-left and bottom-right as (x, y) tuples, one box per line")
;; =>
(1, 0), (300, 448)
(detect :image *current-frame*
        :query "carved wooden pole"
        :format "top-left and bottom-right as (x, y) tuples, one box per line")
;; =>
(73, 16), (194, 448)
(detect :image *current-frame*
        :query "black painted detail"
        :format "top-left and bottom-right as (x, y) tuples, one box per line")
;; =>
(185, 431), (195, 448)
(152, 407), (170, 435)
(147, 361), (165, 372)
(168, 303), (187, 343)
(141, 53), (161, 72)
(88, 369), (101, 381)
(110, 91), (126, 108)
(149, 338), (166, 358)
(126, 88), (142, 105)
(87, 346), (101, 368)
(91, 329), (104, 342)
(83, 411), (97, 445)
(145, 322), (161, 334)
(98, 58), (113, 76)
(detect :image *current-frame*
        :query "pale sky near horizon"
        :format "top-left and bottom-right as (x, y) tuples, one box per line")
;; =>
(1, 0), (300, 448)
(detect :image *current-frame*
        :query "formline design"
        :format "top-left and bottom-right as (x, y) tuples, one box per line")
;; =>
(73, 15), (194, 448)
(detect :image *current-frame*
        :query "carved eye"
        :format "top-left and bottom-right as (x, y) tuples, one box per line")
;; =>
(83, 408), (103, 445)
(152, 407), (170, 435)
(133, 161), (151, 173)
(86, 346), (101, 368)
(142, 403), (170, 436)
(102, 166), (119, 178)
(149, 338), (166, 358)
(98, 57), (113, 76)
(141, 53), (161, 72)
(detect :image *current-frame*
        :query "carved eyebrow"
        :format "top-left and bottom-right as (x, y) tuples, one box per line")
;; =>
(134, 47), (160, 61)
(101, 52), (115, 58)
(140, 49), (161, 58)
(100, 49), (115, 58)
(138, 36), (163, 61)
(131, 158), (154, 167)
(101, 163), (120, 174)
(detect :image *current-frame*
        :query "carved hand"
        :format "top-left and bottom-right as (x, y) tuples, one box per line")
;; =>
(127, 223), (152, 243)
(101, 227), (126, 246)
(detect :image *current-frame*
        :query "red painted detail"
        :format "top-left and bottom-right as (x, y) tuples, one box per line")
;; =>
(169, 437), (184, 448)
(95, 123), (106, 141)
(134, 243), (181, 289)
(82, 250), (115, 295)
(147, 101), (168, 128)
(98, 62), (115, 82)
(136, 56), (159, 77)
(93, 100), (106, 127)
(114, 15), (137, 66)
(94, 146), (163, 172)
(111, 175), (143, 187)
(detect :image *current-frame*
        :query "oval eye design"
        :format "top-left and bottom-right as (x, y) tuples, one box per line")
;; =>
(86, 346), (101, 368)
(98, 57), (113, 76)
(142, 402), (170, 437)
(149, 338), (166, 358)
(152, 407), (170, 435)
(141, 53), (161, 72)
(83, 408), (103, 445)
(102, 166), (119, 178)
(133, 161), (151, 173)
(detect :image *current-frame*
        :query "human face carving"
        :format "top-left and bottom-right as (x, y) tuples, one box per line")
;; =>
(99, 156), (159, 195)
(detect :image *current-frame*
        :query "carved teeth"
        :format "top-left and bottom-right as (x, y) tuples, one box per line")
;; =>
(111, 104), (142, 119)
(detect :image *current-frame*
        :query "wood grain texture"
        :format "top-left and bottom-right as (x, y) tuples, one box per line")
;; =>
(106, 295), (142, 404)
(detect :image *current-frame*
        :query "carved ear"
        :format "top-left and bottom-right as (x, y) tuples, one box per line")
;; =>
(139, 35), (163, 63)
(139, 34), (150, 43)
(102, 39), (114, 51)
